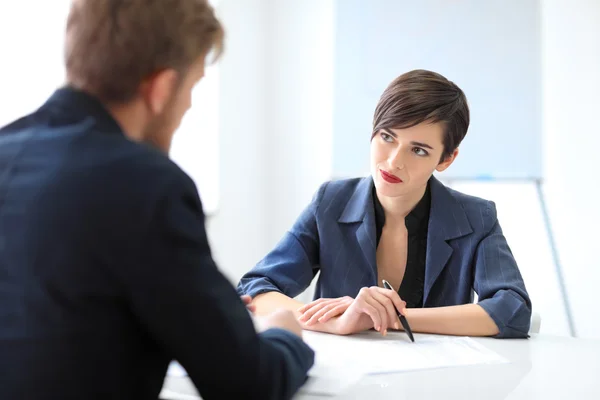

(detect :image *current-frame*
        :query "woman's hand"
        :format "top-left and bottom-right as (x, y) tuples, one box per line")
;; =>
(298, 296), (354, 325)
(333, 286), (407, 336)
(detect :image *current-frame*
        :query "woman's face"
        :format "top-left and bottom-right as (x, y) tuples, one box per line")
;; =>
(370, 122), (458, 198)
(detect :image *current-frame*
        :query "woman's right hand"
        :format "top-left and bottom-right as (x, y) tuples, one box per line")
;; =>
(334, 286), (407, 336)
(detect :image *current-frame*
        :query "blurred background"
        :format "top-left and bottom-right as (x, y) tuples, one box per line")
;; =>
(1, 0), (598, 339)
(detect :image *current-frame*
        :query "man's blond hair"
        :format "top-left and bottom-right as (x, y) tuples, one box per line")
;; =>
(65, 0), (224, 104)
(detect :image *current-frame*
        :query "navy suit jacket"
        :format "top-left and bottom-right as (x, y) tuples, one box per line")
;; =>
(239, 177), (532, 338)
(0, 88), (313, 400)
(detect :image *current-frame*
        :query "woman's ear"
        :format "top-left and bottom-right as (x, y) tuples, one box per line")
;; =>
(436, 148), (459, 172)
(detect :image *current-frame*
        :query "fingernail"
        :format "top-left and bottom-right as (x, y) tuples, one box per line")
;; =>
(395, 322), (400, 329)
(383, 329), (387, 336)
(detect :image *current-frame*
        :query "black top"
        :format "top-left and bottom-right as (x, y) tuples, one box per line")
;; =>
(0, 87), (314, 400)
(373, 183), (431, 308)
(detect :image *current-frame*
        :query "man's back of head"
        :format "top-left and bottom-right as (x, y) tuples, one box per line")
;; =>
(65, 0), (223, 152)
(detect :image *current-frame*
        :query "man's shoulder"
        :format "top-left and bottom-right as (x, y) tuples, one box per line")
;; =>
(1, 107), (198, 211)
(113, 140), (188, 183)
(94, 138), (197, 203)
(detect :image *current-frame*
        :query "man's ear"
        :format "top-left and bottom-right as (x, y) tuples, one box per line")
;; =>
(140, 69), (179, 115)
(436, 148), (459, 172)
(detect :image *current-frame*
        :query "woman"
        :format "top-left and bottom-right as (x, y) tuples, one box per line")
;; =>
(238, 69), (531, 339)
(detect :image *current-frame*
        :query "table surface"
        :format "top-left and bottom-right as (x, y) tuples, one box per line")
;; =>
(161, 332), (600, 400)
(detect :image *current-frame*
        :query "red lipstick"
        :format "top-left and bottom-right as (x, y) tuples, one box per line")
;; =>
(380, 169), (402, 184)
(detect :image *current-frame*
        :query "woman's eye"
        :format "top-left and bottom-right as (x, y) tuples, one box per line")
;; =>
(381, 132), (393, 143)
(413, 147), (428, 156)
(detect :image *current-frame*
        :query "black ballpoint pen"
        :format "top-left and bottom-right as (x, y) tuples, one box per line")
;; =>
(382, 279), (415, 342)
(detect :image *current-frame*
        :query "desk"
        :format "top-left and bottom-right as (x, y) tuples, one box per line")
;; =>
(161, 333), (600, 399)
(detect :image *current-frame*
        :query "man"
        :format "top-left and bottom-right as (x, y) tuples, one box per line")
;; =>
(0, 1), (314, 399)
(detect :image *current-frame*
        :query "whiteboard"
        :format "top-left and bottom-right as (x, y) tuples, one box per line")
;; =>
(332, 0), (542, 180)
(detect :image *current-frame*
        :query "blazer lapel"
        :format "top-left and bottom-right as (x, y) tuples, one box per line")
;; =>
(424, 177), (473, 303)
(338, 177), (378, 286)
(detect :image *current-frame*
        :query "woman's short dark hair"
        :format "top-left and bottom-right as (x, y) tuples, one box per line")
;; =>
(372, 69), (470, 162)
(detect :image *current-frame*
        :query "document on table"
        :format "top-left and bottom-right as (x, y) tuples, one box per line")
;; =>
(165, 359), (364, 397)
(303, 330), (509, 376)
(164, 331), (507, 397)
(167, 361), (187, 377)
(300, 363), (365, 396)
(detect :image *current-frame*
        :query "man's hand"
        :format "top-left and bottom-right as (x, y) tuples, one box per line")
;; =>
(298, 297), (354, 325)
(241, 294), (256, 314)
(331, 287), (407, 336)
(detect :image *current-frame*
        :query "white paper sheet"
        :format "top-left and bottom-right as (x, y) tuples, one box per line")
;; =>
(300, 363), (365, 396)
(165, 359), (364, 397)
(302, 330), (509, 375)
(167, 361), (187, 378)
(164, 331), (507, 397)
(159, 388), (201, 400)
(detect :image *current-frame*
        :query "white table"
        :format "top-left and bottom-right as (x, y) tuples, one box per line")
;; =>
(161, 333), (600, 399)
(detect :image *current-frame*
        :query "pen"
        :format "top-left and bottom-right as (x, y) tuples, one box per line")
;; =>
(381, 279), (415, 342)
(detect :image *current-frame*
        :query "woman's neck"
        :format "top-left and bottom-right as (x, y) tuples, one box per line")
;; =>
(377, 184), (427, 224)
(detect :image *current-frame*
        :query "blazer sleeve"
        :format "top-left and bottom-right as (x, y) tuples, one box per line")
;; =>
(237, 183), (328, 299)
(120, 175), (314, 400)
(473, 201), (533, 338)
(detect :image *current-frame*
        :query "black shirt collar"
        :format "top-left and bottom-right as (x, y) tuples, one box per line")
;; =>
(373, 181), (431, 235)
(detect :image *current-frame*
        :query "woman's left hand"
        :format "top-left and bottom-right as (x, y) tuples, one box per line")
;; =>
(297, 296), (354, 325)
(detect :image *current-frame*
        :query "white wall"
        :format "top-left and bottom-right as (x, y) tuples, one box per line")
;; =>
(206, 0), (270, 284)
(170, 64), (220, 215)
(542, 0), (600, 339)
(0, 1), (71, 127)
(208, 0), (334, 285)
(263, 0), (335, 248)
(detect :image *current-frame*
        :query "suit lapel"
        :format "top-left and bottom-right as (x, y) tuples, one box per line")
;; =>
(424, 177), (473, 303)
(338, 178), (378, 286)
(336, 176), (474, 298)
(425, 226), (454, 302)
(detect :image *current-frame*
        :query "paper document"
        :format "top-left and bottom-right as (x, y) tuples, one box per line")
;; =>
(167, 361), (187, 377)
(164, 331), (506, 397)
(303, 330), (509, 375)
(159, 388), (200, 400)
(166, 359), (363, 397)
(300, 363), (365, 396)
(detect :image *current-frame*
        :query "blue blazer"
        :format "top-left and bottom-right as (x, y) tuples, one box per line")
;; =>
(238, 176), (532, 338)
